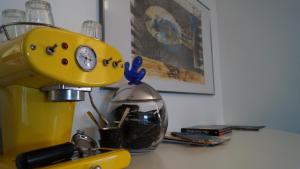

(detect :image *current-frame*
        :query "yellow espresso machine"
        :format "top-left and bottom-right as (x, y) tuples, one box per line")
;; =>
(0, 26), (130, 169)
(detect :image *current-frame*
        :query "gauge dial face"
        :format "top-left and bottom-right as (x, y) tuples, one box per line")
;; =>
(75, 46), (97, 71)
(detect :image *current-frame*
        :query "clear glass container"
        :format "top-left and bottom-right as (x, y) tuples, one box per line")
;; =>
(106, 83), (168, 153)
(81, 20), (102, 40)
(26, 0), (54, 25)
(1, 9), (27, 39)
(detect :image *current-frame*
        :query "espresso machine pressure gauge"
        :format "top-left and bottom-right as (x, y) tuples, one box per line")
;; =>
(75, 46), (97, 71)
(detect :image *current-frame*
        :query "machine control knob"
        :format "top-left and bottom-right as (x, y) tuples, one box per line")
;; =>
(90, 165), (102, 169)
(103, 57), (112, 66)
(46, 44), (58, 55)
(112, 60), (122, 68)
(61, 42), (68, 49)
(30, 44), (37, 50)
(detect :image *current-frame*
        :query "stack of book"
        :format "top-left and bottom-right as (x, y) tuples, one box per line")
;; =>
(181, 125), (232, 136)
(163, 125), (232, 146)
(163, 125), (265, 146)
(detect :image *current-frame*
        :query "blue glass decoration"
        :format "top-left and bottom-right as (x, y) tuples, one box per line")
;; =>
(124, 56), (146, 85)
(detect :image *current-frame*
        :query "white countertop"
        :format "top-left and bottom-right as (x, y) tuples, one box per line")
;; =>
(128, 129), (300, 169)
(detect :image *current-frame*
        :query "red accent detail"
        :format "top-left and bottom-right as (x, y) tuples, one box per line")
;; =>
(61, 42), (68, 49)
(61, 58), (68, 65)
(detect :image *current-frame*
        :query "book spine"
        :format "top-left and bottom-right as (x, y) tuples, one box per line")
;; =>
(181, 129), (231, 136)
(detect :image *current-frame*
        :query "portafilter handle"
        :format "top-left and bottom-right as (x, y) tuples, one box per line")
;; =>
(16, 142), (76, 169)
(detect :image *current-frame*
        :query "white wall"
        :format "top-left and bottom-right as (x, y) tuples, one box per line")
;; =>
(0, 0), (224, 140)
(216, 0), (300, 133)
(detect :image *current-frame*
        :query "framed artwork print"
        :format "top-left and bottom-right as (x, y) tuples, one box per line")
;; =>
(103, 0), (215, 94)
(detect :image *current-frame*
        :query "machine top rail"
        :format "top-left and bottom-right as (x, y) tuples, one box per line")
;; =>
(0, 22), (60, 40)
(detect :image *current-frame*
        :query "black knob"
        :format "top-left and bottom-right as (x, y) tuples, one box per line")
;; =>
(103, 57), (112, 66)
(46, 44), (58, 55)
(112, 60), (122, 68)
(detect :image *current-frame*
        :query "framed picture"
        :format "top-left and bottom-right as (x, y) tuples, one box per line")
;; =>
(103, 0), (214, 94)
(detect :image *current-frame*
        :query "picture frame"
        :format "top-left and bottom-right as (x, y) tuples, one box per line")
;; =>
(99, 0), (105, 41)
(102, 0), (215, 94)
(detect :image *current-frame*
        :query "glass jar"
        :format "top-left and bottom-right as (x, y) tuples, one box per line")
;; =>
(1, 9), (26, 39)
(81, 20), (103, 40)
(25, 0), (55, 25)
(106, 83), (168, 153)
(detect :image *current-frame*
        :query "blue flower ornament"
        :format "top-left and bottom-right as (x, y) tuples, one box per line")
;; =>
(124, 56), (146, 85)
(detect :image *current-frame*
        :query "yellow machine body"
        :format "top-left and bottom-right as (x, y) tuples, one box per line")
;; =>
(0, 86), (75, 153)
(0, 27), (124, 88)
(0, 148), (131, 169)
(0, 27), (130, 169)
